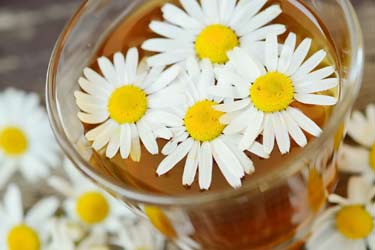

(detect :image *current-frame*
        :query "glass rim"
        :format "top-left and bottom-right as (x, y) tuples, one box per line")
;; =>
(46, 0), (364, 207)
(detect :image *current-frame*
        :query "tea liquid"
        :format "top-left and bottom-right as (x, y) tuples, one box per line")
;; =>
(84, 0), (340, 249)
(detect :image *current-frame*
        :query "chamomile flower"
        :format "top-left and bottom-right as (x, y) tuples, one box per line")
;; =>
(75, 48), (184, 161)
(339, 104), (375, 183)
(0, 184), (59, 250)
(306, 176), (375, 250)
(209, 33), (339, 154)
(114, 220), (165, 250)
(156, 57), (268, 190)
(49, 218), (110, 250)
(142, 0), (285, 67)
(0, 88), (60, 188)
(48, 159), (135, 232)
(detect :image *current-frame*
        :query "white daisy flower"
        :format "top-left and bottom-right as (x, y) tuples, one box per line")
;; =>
(0, 184), (59, 250)
(0, 88), (60, 188)
(142, 0), (285, 67)
(338, 104), (375, 183)
(306, 176), (375, 250)
(48, 159), (135, 232)
(49, 218), (110, 250)
(115, 220), (165, 250)
(209, 33), (339, 154)
(156, 57), (268, 190)
(75, 47), (184, 161)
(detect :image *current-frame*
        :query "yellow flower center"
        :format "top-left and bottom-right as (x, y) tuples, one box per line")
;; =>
(369, 144), (375, 172)
(307, 168), (326, 212)
(76, 191), (110, 224)
(144, 206), (177, 239)
(184, 100), (225, 142)
(108, 85), (147, 124)
(7, 224), (40, 250)
(250, 72), (295, 113)
(195, 24), (239, 64)
(336, 205), (374, 240)
(0, 127), (28, 156)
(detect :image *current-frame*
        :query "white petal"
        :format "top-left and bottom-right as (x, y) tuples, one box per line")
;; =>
(239, 110), (264, 150)
(106, 126), (121, 158)
(211, 141), (242, 188)
(185, 56), (201, 77)
(286, 38), (312, 76)
(366, 104), (375, 126)
(129, 124), (141, 162)
(77, 112), (108, 124)
(277, 33), (296, 73)
(146, 110), (183, 127)
(207, 85), (248, 99)
(214, 66), (250, 90)
(91, 121), (117, 150)
(85, 120), (114, 141)
(263, 115), (275, 154)
(222, 136), (256, 174)
(338, 145), (371, 174)
(229, 0), (267, 29)
(347, 176), (374, 204)
(137, 120), (158, 155)
(198, 142), (213, 190)
(295, 66), (336, 83)
(347, 110), (375, 147)
(287, 107), (322, 137)
(75, 91), (107, 108)
(214, 99), (250, 112)
(247, 141), (269, 159)
(78, 77), (112, 97)
(295, 78), (339, 94)
(147, 51), (193, 67)
(114, 52), (128, 84)
(295, 93), (337, 106)
(119, 124), (132, 159)
(180, 0), (205, 23)
(145, 64), (180, 94)
(25, 197), (59, 227)
(183, 141), (200, 186)
(227, 48), (266, 83)
(142, 38), (192, 53)
(83, 68), (112, 88)
(292, 50), (327, 79)
(272, 113), (291, 154)
(224, 109), (253, 134)
(283, 111), (308, 148)
(0, 162), (17, 189)
(236, 5), (282, 36)
(162, 4), (202, 30)
(240, 24), (286, 43)
(265, 34), (279, 72)
(219, 0), (236, 24)
(201, 0), (219, 23)
(5, 184), (23, 224)
(149, 21), (195, 41)
(125, 48), (139, 83)
(98, 56), (119, 87)
(157, 138), (194, 175)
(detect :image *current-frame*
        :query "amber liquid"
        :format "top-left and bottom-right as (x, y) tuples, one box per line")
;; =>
(84, 1), (341, 249)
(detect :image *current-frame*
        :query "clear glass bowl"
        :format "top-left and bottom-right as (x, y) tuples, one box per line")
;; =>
(46, 1), (364, 249)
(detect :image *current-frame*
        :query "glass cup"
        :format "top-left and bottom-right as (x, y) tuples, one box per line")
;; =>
(46, 1), (364, 249)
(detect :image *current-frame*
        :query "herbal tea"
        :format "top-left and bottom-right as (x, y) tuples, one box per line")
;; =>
(75, 0), (341, 249)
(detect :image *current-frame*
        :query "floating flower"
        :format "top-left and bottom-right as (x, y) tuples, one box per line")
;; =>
(0, 88), (60, 188)
(48, 159), (135, 232)
(306, 176), (375, 250)
(156, 58), (268, 189)
(0, 184), (59, 250)
(114, 220), (165, 250)
(142, 0), (285, 67)
(339, 104), (375, 183)
(49, 218), (110, 250)
(75, 48), (185, 161)
(209, 33), (339, 154)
